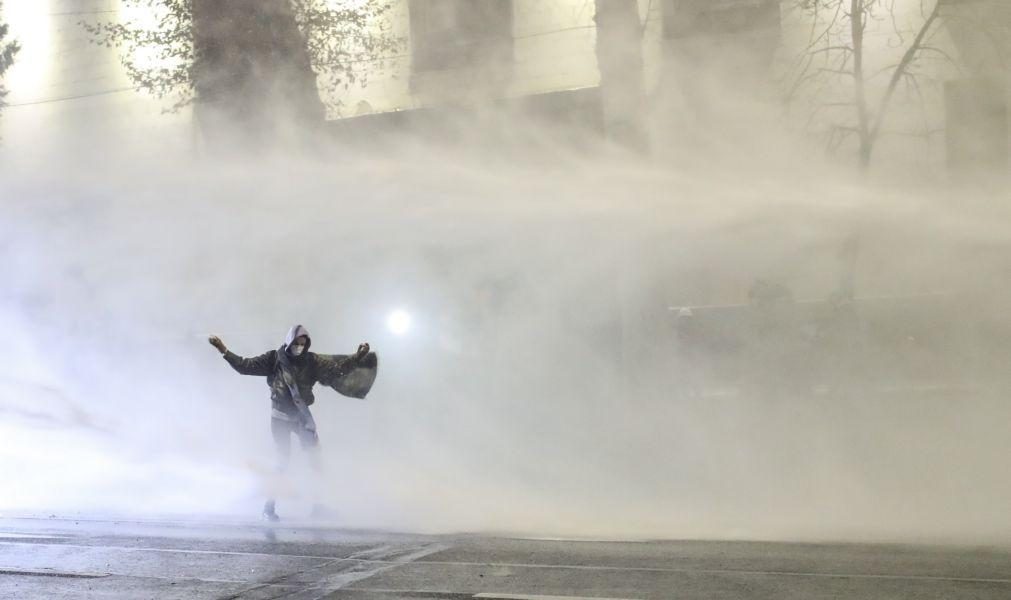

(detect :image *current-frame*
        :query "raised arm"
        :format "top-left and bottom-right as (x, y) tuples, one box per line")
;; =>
(209, 335), (276, 376)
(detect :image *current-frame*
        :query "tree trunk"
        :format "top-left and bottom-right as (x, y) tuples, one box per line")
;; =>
(851, 0), (872, 172)
(594, 0), (646, 151)
(193, 0), (325, 142)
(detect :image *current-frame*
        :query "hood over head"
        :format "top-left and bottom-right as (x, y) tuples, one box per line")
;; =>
(284, 324), (312, 356)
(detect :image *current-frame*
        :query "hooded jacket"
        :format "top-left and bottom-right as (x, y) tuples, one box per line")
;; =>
(222, 324), (378, 421)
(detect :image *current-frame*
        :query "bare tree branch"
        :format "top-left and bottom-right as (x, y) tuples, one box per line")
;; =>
(783, 0), (955, 169)
(868, 0), (943, 143)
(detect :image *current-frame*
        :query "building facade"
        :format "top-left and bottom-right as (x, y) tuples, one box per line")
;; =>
(3, 0), (1002, 170)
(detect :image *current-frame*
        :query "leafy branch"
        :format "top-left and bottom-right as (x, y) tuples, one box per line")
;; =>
(81, 0), (403, 115)
(0, 1), (21, 111)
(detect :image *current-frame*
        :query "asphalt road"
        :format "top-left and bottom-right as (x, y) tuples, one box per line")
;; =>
(0, 517), (1009, 599)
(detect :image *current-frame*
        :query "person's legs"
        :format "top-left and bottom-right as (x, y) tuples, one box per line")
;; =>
(272, 417), (294, 467)
(294, 421), (332, 519)
(295, 425), (320, 470)
(264, 417), (293, 521)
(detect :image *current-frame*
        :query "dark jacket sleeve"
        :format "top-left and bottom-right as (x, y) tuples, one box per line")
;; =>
(223, 350), (276, 376)
(313, 352), (378, 399)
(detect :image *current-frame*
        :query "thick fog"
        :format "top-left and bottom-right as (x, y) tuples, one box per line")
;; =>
(1, 1), (1010, 545)
(2, 134), (1009, 543)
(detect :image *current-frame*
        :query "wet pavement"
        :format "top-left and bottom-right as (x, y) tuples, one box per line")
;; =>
(0, 516), (1009, 599)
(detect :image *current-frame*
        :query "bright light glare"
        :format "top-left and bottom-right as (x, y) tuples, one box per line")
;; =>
(387, 310), (411, 336)
(3, 2), (52, 97)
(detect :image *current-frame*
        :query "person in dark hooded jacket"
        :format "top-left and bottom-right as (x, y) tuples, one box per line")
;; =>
(209, 324), (377, 521)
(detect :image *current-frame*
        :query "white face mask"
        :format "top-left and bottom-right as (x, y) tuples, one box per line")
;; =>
(290, 343), (306, 356)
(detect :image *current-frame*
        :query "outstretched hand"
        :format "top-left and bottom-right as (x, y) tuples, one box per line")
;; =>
(208, 335), (227, 355)
(355, 342), (370, 360)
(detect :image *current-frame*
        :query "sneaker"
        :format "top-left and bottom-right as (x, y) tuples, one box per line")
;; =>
(262, 500), (280, 522)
